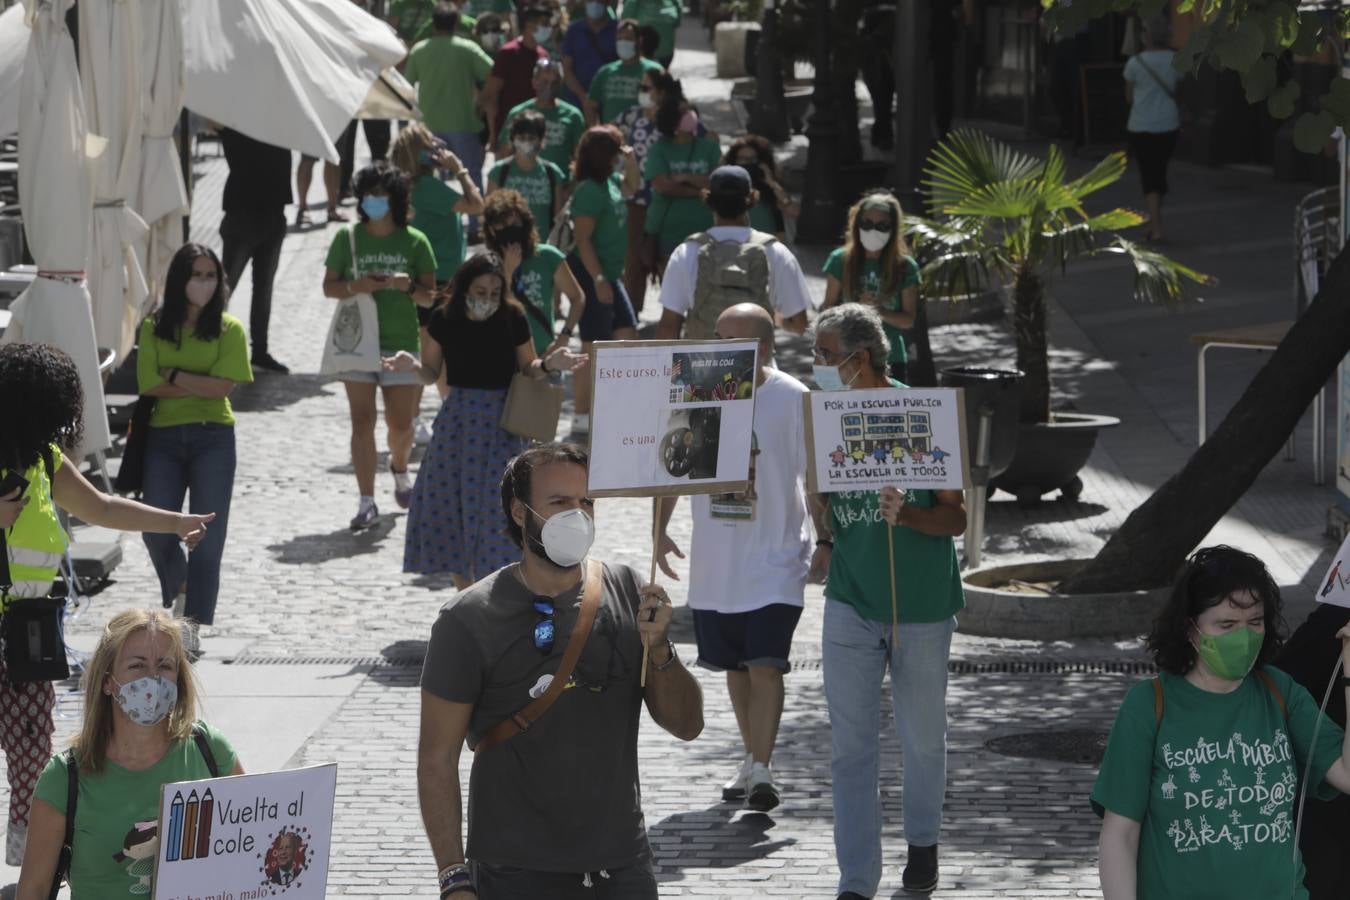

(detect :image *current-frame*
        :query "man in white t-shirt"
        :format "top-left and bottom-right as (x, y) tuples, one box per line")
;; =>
(655, 166), (811, 340)
(655, 303), (815, 812)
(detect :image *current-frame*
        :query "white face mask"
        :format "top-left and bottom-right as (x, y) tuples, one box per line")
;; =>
(525, 504), (595, 568)
(813, 353), (858, 391)
(859, 228), (892, 252)
(466, 297), (499, 321)
(637, 90), (655, 109)
(110, 674), (178, 727)
(185, 278), (217, 307)
(513, 138), (540, 157)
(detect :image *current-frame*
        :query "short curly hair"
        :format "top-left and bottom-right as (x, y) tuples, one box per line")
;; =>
(0, 342), (85, 473)
(1147, 545), (1287, 675)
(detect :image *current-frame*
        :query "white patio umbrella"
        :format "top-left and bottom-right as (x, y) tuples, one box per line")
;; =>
(183, 0), (407, 163)
(0, 5), (24, 139)
(136, 0), (188, 301)
(3, 0), (111, 456)
(81, 0), (149, 365)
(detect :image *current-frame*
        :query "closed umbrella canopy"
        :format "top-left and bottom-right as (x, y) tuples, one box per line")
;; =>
(136, 0), (188, 300)
(82, 0), (150, 365)
(3, 0), (111, 456)
(0, 5), (24, 139)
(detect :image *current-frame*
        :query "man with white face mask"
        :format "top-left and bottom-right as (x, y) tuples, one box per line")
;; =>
(418, 443), (704, 900)
(497, 59), (587, 172)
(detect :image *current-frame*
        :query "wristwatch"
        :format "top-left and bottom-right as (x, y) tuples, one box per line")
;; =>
(559, 325), (574, 337)
(651, 639), (678, 671)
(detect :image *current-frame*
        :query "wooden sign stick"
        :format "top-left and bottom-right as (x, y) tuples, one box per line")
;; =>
(642, 513), (659, 688)
(888, 522), (899, 650)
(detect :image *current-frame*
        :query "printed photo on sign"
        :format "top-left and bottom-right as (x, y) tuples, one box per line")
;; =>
(668, 350), (755, 404)
(804, 388), (969, 493)
(588, 339), (758, 497)
(154, 764), (337, 900)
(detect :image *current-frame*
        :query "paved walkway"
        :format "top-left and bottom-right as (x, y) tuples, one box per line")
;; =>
(4, 15), (1344, 899)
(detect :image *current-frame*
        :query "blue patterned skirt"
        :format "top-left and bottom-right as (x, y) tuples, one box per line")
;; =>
(403, 387), (529, 579)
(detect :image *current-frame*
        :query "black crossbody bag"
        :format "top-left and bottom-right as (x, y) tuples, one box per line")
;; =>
(0, 450), (69, 684)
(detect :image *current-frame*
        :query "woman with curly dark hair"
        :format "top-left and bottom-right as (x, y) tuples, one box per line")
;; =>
(0, 342), (212, 870)
(321, 163), (438, 531)
(724, 135), (796, 240)
(384, 253), (585, 588)
(1093, 545), (1350, 900)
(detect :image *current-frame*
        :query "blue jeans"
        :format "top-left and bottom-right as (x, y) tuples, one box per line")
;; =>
(436, 130), (484, 234)
(822, 598), (956, 897)
(140, 423), (236, 626)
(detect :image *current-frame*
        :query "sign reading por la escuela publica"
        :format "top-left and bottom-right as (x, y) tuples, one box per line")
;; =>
(804, 387), (970, 493)
(153, 764), (337, 900)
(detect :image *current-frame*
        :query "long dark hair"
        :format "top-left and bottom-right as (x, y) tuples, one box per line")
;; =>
(1147, 545), (1288, 675)
(156, 243), (227, 343)
(0, 342), (85, 473)
(438, 252), (524, 321)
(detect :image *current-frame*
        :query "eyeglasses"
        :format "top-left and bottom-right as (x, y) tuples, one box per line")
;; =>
(812, 346), (854, 365)
(531, 596), (556, 654)
(859, 219), (893, 232)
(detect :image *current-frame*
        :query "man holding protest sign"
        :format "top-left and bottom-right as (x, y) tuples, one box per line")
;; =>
(417, 443), (703, 900)
(807, 305), (966, 899)
(655, 304), (812, 813)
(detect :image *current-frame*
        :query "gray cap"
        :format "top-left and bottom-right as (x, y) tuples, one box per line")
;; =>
(708, 165), (753, 196)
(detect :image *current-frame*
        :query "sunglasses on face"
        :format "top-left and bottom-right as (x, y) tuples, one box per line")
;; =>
(532, 596), (556, 654)
(859, 219), (893, 232)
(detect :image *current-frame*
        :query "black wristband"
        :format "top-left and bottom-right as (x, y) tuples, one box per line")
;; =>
(560, 325), (574, 337)
(540, 356), (552, 374)
(816, 539), (833, 548)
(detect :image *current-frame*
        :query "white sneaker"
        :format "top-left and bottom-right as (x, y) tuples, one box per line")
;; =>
(182, 622), (201, 660)
(747, 761), (780, 812)
(414, 417), (433, 445)
(571, 413), (590, 434)
(721, 752), (753, 802)
(171, 591), (186, 619)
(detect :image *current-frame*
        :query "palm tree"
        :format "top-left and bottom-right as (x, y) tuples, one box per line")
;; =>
(906, 129), (1211, 424)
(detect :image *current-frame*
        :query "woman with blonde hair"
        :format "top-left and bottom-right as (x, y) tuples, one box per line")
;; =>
(16, 609), (243, 899)
(821, 192), (921, 383)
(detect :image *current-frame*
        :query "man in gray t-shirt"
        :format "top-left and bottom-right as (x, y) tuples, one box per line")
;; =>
(418, 442), (705, 899)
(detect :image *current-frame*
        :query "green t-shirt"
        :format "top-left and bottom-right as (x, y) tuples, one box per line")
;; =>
(324, 224), (438, 354)
(1091, 669), (1345, 900)
(34, 722), (238, 900)
(823, 248), (921, 364)
(749, 199), (783, 235)
(489, 158), (569, 236)
(516, 243), (568, 354)
(570, 173), (628, 281)
(643, 135), (720, 247)
(136, 314), (253, 428)
(389, 2), (477, 43)
(411, 174), (466, 283)
(502, 99), (587, 172)
(620, 0), (681, 60)
(587, 57), (664, 123)
(405, 35), (494, 133)
(464, 0), (514, 15)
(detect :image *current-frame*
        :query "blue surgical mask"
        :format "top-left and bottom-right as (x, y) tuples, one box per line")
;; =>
(813, 354), (858, 391)
(533, 25), (553, 43)
(616, 39), (637, 60)
(585, 1), (606, 18)
(361, 195), (390, 221)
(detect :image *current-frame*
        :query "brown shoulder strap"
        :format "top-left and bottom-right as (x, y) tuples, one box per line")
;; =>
(1153, 676), (1164, 726)
(473, 559), (603, 754)
(1254, 668), (1288, 719)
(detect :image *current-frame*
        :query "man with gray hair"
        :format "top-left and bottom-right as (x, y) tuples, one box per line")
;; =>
(809, 303), (966, 899)
(497, 58), (588, 172)
(655, 303), (815, 812)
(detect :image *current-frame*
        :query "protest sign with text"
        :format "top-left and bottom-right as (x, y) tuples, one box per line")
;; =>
(153, 764), (338, 900)
(587, 339), (759, 497)
(1316, 530), (1350, 609)
(804, 387), (970, 493)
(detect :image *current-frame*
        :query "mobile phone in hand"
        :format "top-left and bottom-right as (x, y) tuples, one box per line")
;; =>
(0, 471), (29, 499)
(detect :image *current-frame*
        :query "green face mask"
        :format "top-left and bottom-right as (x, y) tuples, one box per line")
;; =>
(1194, 626), (1263, 680)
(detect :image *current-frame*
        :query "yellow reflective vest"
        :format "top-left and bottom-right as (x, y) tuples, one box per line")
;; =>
(1, 446), (65, 603)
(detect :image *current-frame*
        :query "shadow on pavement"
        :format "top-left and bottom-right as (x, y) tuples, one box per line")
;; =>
(231, 372), (334, 414)
(984, 499), (1110, 522)
(650, 805), (797, 882)
(265, 515), (397, 563)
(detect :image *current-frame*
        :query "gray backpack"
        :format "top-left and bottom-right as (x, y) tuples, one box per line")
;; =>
(685, 230), (777, 339)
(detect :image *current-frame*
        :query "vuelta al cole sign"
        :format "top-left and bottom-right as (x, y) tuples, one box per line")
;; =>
(153, 764), (338, 900)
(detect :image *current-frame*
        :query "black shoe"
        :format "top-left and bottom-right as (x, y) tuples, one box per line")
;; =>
(252, 352), (290, 374)
(837, 893), (870, 900)
(902, 844), (938, 893)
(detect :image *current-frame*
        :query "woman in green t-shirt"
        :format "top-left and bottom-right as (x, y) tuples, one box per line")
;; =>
(567, 125), (641, 431)
(482, 189), (585, 356)
(643, 100), (720, 270)
(809, 303), (966, 898)
(137, 243), (256, 653)
(821, 192), (921, 384)
(1094, 546), (1350, 900)
(321, 165), (438, 532)
(18, 609), (243, 900)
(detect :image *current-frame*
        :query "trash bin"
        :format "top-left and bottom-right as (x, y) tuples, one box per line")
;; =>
(939, 366), (1022, 483)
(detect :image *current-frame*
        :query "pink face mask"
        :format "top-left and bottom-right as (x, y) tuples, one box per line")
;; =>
(678, 110), (699, 134)
(186, 278), (217, 307)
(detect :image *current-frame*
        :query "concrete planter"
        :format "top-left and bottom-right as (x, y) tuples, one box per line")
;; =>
(959, 559), (1171, 640)
(714, 22), (760, 78)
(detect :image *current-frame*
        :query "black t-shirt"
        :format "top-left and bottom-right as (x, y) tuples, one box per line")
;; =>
(220, 128), (293, 214)
(426, 302), (531, 390)
(420, 562), (650, 872)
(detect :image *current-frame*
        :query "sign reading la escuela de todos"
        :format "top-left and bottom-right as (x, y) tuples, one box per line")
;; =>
(152, 764), (337, 900)
(804, 387), (970, 493)
(587, 339), (759, 497)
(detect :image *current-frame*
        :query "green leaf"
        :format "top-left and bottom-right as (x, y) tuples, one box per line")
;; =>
(1064, 151), (1127, 200)
(1291, 18), (1322, 57)
(1174, 28), (1209, 73)
(1321, 77), (1350, 121)
(1294, 110), (1336, 154)
(1214, 19), (1266, 72)
(923, 129), (1040, 212)
(1268, 2), (1299, 48)
(1267, 79), (1301, 120)
(1097, 238), (1213, 306)
(1242, 57), (1277, 103)
(1084, 208), (1146, 230)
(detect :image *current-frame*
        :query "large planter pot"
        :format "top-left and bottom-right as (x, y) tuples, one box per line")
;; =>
(714, 22), (759, 78)
(989, 412), (1120, 506)
(938, 366), (1023, 483)
(960, 559), (1171, 639)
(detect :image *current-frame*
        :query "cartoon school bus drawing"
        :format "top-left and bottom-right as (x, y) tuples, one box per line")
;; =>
(840, 411), (932, 456)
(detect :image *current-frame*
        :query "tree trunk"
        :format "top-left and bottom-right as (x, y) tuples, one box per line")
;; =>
(1059, 240), (1350, 594)
(1013, 268), (1050, 424)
